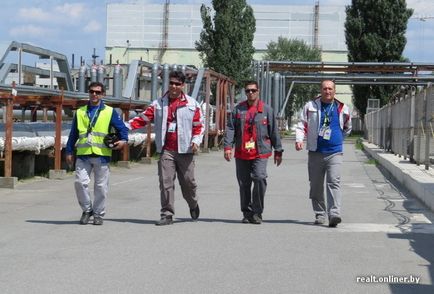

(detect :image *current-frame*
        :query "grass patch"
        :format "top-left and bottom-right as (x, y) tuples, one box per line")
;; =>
(355, 137), (364, 150)
(365, 158), (378, 165)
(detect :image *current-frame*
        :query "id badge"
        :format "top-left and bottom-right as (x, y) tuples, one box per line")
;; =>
(319, 126), (325, 137)
(86, 133), (93, 144)
(245, 140), (255, 149)
(323, 127), (332, 140)
(168, 122), (177, 132)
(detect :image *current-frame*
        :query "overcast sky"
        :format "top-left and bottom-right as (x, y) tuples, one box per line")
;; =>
(0, 0), (433, 67)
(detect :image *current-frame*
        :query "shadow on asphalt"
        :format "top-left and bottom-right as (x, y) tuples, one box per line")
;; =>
(176, 218), (315, 226)
(26, 220), (79, 225)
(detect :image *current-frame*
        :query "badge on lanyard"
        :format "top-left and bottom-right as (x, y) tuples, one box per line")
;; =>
(323, 127), (332, 140)
(168, 122), (177, 132)
(245, 139), (255, 150)
(86, 133), (93, 144)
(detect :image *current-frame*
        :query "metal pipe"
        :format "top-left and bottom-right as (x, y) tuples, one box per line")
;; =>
(151, 63), (159, 101)
(162, 63), (170, 94)
(90, 65), (97, 83)
(78, 65), (86, 93)
(113, 64), (123, 99)
(273, 72), (280, 112)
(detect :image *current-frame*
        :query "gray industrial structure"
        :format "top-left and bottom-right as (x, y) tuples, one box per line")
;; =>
(105, 2), (347, 64)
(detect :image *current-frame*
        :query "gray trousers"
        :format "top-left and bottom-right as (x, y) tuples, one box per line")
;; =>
(158, 150), (198, 217)
(74, 157), (110, 217)
(235, 158), (268, 217)
(308, 151), (343, 218)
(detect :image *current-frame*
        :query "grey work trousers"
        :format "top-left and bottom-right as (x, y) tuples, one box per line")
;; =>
(74, 157), (110, 217)
(308, 151), (343, 218)
(158, 150), (198, 217)
(235, 158), (268, 217)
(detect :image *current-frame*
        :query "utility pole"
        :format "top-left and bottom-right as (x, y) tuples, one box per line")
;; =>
(158, 0), (170, 63)
(313, 1), (319, 49)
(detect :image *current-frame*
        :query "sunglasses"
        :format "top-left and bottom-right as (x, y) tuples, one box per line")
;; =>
(89, 90), (103, 95)
(245, 89), (258, 94)
(169, 81), (183, 86)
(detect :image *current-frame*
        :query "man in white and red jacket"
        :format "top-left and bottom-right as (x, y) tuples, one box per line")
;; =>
(127, 71), (204, 226)
(295, 80), (351, 228)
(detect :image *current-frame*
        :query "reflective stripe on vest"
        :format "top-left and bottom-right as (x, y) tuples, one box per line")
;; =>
(76, 105), (113, 156)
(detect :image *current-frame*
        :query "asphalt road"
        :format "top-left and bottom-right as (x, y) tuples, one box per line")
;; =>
(1, 138), (433, 294)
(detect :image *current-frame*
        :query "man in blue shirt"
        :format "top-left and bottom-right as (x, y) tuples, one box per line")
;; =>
(66, 82), (128, 225)
(295, 80), (352, 227)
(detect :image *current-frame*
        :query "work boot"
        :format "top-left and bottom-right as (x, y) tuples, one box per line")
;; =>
(155, 216), (173, 226)
(79, 211), (93, 225)
(190, 204), (200, 221)
(314, 214), (326, 225)
(93, 216), (103, 225)
(249, 214), (262, 225)
(328, 216), (342, 228)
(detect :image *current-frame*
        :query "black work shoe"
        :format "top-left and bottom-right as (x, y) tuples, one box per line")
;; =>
(250, 214), (262, 225)
(93, 216), (103, 225)
(241, 217), (249, 224)
(190, 204), (200, 220)
(79, 211), (93, 225)
(155, 216), (173, 226)
(328, 216), (342, 228)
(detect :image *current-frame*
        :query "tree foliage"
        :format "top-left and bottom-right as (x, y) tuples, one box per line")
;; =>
(263, 37), (321, 119)
(345, 0), (413, 117)
(195, 0), (256, 86)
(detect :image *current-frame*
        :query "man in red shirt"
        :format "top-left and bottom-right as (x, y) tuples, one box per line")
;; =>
(224, 81), (283, 224)
(128, 71), (204, 225)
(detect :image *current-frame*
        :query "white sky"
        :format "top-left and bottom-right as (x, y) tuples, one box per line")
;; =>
(0, 0), (433, 67)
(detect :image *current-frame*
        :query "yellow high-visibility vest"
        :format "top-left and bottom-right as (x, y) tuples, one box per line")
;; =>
(76, 105), (113, 156)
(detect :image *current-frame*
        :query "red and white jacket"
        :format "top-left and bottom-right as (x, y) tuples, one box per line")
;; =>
(295, 97), (352, 151)
(127, 92), (204, 154)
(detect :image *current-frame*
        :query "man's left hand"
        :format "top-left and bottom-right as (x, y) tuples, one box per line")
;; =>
(191, 143), (199, 153)
(274, 151), (282, 166)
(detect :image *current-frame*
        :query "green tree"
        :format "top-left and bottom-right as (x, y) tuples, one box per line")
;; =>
(345, 0), (413, 117)
(195, 0), (256, 86)
(263, 37), (321, 120)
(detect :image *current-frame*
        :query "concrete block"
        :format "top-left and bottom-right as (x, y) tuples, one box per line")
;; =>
(211, 146), (220, 151)
(140, 157), (153, 164)
(0, 177), (18, 189)
(201, 148), (210, 153)
(117, 161), (131, 168)
(48, 169), (67, 179)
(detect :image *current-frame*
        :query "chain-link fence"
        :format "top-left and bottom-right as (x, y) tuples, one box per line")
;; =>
(365, 84), (434, 169)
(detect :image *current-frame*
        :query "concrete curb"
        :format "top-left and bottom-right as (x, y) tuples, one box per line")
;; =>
(363, 141), (434, 212)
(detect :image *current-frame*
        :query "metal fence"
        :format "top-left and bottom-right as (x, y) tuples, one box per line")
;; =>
(365, 84), (434, 169)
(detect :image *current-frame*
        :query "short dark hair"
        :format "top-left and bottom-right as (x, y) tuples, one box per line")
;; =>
(169, 71), (186, 83)
(88, 82), (106, 93)
(244, 80), (259, 89)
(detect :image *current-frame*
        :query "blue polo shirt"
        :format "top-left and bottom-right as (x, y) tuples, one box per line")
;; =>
(317, 101), (343, 154)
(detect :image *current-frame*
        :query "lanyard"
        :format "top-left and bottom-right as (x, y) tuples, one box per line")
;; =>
(246, 108), (258, 136)
(87, 106), (101, 133)
(169, 93), (186, 120)
(322, 101), (335, 126)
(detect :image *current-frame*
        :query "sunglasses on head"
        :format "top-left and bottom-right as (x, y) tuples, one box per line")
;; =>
(169, 81), (183, 86)
(245, 89), (258, 94)
(89, 90), (102, 95)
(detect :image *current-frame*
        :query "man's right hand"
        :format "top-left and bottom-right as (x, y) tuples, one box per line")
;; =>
(66, 154), (74, 166)
(224, 149), (232, 162)
(295, 142), (303, 151)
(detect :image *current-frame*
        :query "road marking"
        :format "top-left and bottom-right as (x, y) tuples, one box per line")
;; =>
(334, 223), (434, 234)
(111, 177), (146, 186)
(344, 183), (366, 188)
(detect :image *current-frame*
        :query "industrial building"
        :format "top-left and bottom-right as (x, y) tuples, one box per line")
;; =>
(105, 2), (352, 105)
